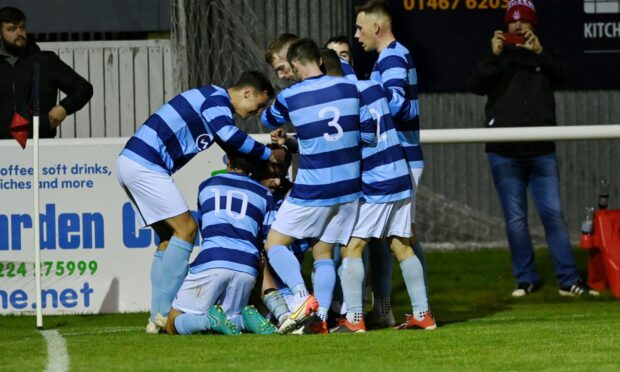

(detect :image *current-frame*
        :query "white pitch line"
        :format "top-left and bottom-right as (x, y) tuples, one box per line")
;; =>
(41, 330), (69, 372)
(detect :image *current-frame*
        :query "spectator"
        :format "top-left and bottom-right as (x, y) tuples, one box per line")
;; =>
(467, 0), (598, 297)
(0, 6), (93, 142)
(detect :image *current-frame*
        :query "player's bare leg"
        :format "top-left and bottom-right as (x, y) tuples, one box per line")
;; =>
(165, 308), (183, 335)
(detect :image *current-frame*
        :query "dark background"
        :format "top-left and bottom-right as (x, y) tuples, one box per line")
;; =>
(352, 0), (620, 92)
(3, 0), (618, 91)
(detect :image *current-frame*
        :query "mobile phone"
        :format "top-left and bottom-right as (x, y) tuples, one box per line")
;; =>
(503, 32), (525, 45)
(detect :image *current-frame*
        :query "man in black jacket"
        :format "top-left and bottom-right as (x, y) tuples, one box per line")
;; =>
(0, 6), (93, 141)
(468, 0), (598, 298)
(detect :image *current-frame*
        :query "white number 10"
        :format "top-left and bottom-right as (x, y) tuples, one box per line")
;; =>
(209, 188), (248, 220)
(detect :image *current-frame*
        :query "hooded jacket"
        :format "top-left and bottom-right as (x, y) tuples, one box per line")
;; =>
(0, 39), (93, 139)
(467, 45), (568, 157)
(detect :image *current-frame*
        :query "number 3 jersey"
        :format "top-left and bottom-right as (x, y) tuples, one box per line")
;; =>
(189, 173), (276, 277)
(261, 74), (375, 207)
(120, 85), (270, 176)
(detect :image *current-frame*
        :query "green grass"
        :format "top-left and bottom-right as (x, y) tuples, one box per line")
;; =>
(1, 249), (619, 371)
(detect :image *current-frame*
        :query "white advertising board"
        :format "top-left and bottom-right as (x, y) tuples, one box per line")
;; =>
(0, 136), (268, 315)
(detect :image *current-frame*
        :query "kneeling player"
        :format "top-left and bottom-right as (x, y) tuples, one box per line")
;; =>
(165, 148), (282, 335)
(333, 79), (436, 333)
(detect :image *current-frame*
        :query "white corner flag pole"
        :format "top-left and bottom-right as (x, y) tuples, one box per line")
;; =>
(32, 63), (43, 329)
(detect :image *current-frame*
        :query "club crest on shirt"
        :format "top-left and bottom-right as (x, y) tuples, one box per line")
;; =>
(196, 133), (214, 150)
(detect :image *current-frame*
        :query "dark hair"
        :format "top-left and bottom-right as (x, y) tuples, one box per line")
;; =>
(324, 35), (351, 49)
(231, 70), (275, 99)
(0, 6), (26, 24)
(318, 48), (344, 77)
(264, 33), (298, 65)
(355, 0), (392, 20)
(252, 144), (291, 182)
(225, 148), (259, 174)
(286, 38), (320, 66)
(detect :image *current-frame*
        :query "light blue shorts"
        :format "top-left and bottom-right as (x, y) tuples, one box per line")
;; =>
(172, 268), (255, 326)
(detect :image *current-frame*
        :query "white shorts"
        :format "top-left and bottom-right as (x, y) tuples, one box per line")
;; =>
(352, 198), (412, 239)
(410, 168), (423, 222)
(172, 268), (255, 321)
(271, 199), (359, 245)
(115, 155), (189, 227)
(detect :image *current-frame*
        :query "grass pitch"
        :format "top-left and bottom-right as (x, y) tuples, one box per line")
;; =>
(1, 248), (619, 371)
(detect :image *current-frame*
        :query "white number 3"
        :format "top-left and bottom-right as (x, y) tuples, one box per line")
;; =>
(320, 106), (343, 142)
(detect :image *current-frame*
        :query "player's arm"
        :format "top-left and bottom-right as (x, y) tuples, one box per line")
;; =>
(261, 93), (291, 130)
(358, 95), (376, 145)
(202, 97), (271, 161)
(271, 129), (299, 154)
(378, 55), (416, 120)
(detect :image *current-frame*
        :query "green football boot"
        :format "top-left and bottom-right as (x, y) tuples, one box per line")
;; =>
(241, 305), (278, 335)
(207, 305), (240, 336)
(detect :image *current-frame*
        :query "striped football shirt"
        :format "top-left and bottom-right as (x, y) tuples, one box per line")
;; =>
(370, 41), (423, 170)
(262, 74), (375, 207)
(190, 173), (275, 277)
(120, 85), (270, 175)
(356, 80), (412, 203)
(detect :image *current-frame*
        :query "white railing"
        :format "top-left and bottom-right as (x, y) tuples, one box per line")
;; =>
(421, 125), (620, 143)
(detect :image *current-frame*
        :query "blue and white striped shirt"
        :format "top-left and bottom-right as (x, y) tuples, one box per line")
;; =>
(190, 173), (275, 277)
(340, 58), (358, 82)
(261, 74), (375, 206)
(357, 80), (412, 203)
(120, 85), (270, 175)
(370, 41), (423, 170)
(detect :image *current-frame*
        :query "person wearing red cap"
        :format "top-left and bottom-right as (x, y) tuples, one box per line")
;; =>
(468, 0), (599, 298)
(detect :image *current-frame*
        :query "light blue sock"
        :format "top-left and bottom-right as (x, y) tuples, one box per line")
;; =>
(158, 237), (193, 316)
(413, 240), (430, 296)
(414, 241), (427, 278)
(313, 258), (336, 320)
(264, 290), (290, 324)
(174, 313), (210, 335)
(400, 255), (429, 319)
(150, 251), (165, 322)
(267, 245), (306, 293)
(339, 257), (364, 323)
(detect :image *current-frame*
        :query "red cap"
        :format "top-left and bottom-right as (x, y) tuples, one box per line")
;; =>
(505, 0), (537, 27)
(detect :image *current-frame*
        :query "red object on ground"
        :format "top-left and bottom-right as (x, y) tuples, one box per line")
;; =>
(580, 209), (620, 299)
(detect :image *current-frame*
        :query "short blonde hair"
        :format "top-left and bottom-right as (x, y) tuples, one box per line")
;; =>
(264, 33), (298, 65)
